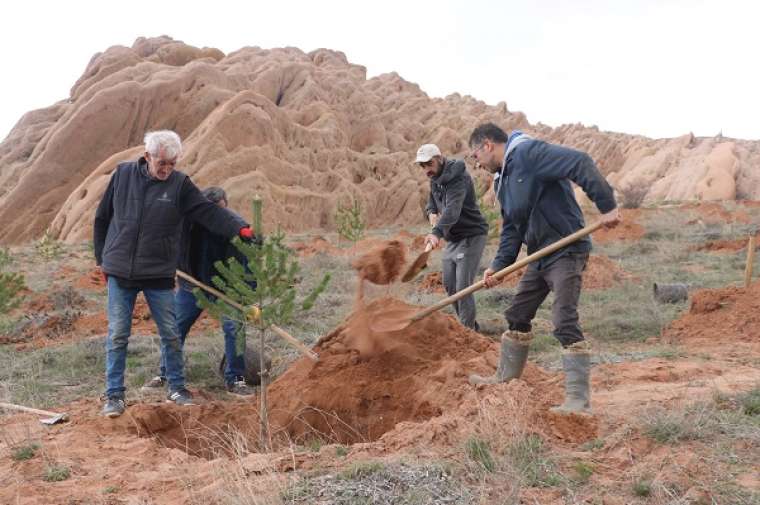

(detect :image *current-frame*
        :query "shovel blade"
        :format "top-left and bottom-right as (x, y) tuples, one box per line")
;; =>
(40, 413), (68, 425)
(401, 250), (432, 282)
(368, 305), (419, 333)
(369, 317), (413, 333)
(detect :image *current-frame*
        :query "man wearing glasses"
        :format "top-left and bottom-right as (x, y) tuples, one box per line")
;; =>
(417, 143), (488, 331)
(466, 123), (619, 415)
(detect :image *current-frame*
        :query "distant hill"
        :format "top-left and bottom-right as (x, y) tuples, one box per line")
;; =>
(0, 36), (757, 244)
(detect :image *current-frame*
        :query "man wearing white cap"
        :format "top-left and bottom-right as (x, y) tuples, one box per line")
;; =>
(416, 143), (489, 330)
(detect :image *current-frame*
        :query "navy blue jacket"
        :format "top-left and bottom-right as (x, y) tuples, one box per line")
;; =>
(178, 214), (256, 291)
(491, 136), (616, 271)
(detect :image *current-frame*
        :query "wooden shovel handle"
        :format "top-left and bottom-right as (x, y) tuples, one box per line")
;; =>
(411, 221), (604, 321)
(0, 402), (64, 417)
(175, 270), (318, 361)
(176, 270), (247, 312)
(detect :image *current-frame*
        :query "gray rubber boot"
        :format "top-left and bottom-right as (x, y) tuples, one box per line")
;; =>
(469, 331), (532, 385)
(550, 347), (591, 414)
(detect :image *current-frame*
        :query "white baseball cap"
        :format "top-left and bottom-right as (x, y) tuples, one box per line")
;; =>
(415, 144), (441, 163)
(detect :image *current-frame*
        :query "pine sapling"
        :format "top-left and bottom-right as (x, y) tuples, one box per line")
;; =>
(195, 198), (330, 451)
(335, 197), (366, 248)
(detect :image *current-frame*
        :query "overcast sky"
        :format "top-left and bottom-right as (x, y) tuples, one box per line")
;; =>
(2, 0), (758, 141)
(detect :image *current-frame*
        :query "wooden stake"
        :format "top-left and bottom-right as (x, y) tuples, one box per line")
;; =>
(744, 234), (756, 288)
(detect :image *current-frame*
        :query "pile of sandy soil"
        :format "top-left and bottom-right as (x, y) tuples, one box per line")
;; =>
(90, 296), (597, 461)
(695, 235), (757, 253)
(685, 201), (751, 224)
(592, 209), (646, 244)
(664, 280), (760, 346)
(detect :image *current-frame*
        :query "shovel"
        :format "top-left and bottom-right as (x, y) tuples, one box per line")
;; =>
(0, 402), (69, 425)
(401, 242), (434, 282)
(175, 270), (318, 361)
(372, 221), (604, 332)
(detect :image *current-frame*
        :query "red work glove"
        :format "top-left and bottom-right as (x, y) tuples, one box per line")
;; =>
(239, 226), (255, 241)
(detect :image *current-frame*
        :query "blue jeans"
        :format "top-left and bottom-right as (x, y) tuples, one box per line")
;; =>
(105, 276), (185, 398)
(159, 282), (246, 385)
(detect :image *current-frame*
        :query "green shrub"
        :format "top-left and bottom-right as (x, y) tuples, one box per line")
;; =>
(43, 464), (70, 482)
(0, 249), (25, 315)
(465, 436), (495, 473)
(335, 197), (366, 245)
(11, 443), (39, 461)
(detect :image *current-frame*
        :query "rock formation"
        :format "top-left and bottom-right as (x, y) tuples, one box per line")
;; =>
(0, 36), (758, 244)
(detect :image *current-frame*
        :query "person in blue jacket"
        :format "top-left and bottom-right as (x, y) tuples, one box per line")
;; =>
(467, 123), (620, 415)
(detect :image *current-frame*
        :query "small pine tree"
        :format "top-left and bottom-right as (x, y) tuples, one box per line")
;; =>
(0, 248), (25, 315)
(195, 198), (330, 450)
(35, 231), (63, 259)
(335, 197), (365, 247)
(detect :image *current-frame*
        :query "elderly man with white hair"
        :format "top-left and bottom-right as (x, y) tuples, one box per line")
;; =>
(94, 130), (256, 417)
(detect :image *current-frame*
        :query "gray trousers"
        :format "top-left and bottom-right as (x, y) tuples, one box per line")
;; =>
(505, 252), (588, 347)
(442, 234), (487, 329)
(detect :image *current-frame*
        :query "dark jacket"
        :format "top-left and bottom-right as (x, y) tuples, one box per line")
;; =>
(94, 157), (247, 280)
(491, 135), (616, 271)
(425, 158), (488, 242)
(177, 213), (255, 290)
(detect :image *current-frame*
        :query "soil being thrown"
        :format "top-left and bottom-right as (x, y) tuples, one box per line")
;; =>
(351, 240), (406, 285)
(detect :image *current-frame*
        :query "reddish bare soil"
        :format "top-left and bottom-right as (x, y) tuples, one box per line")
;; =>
(593, 209), (646, 244)
(664, 281), (760, 346)
(2, 286), (759, 504)
(685, 201), (752, 224)
(696, 235), (758, 253)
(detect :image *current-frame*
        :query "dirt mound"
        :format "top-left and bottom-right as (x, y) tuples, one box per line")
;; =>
(290, 236), (343, 257)
(351, 240), (406, 285)
(664, 281), (760, 345)
(695, 235), (757, 253)
(73, 268), (107, 290)
(592, 209), (646, 244)
(685, 201), (751, 224)
(104, 297), (598, 455)
(582, 254), (634, 289)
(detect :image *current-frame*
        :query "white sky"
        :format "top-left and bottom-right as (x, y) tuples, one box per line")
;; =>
(2, 0), (758, 141)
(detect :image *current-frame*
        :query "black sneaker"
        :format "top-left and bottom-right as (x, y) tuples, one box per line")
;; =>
(166, 388), (195, 406)
(225, 378), (255, 397)
(101, 397), (126, 418)
(141, 375), (167, 391)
